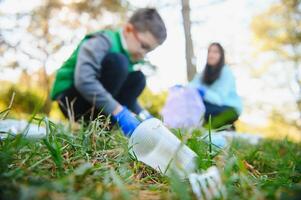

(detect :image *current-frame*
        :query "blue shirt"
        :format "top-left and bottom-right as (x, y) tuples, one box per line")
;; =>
(188, 65), (243, 114)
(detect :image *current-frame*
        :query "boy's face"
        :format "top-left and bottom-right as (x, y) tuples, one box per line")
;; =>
(123, 23), (159, 62)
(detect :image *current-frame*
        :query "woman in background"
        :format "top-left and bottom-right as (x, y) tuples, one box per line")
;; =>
(189, 43), (242, 129)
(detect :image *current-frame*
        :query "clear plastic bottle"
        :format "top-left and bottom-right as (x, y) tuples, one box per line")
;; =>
(128, 118), (197, 178)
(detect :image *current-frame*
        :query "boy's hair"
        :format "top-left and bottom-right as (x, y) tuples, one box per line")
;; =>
(129, 8), (167, 44)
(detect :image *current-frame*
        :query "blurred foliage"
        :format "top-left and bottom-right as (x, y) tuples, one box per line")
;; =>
(138, 88), (167, 118)
(251, 0), (301, 114)
(236, 110), (301, 142)
(251, 0), (301, 61)
(58, 0), (129, 17)
(0, 81), (65, 120)
(0, 84), (44, 115)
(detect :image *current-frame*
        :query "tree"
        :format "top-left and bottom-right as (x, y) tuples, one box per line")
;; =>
(251, 0), (301, 118)
(180, 0), (225, 81)
(181, 0), (196, 81)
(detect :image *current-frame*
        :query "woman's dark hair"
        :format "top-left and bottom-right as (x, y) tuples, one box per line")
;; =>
(202, 43), (225, 85)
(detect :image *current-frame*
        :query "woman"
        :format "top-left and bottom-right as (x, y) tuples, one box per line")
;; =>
(189, 43), (242, 129)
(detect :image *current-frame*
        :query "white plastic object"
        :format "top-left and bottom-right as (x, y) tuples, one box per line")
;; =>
(218, 131), (262, 145)
(200, 131), (263, 148)
(128, 118), (197, 178)
(201, 133), (228, 149)
(189, 166), (226, 200)
(0, 119), (46, 140)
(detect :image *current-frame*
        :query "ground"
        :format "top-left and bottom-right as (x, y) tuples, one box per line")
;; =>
(0, 116), (301, 200)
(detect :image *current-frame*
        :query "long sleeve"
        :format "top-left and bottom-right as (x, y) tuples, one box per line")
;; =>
(188, 66), (242, 114)
(203, 68), (235, 106)
(74, 35), (119, 115)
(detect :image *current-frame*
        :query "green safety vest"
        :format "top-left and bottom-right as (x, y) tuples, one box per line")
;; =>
(50, 29), (135, 100)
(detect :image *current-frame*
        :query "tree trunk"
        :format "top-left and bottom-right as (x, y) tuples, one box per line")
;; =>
(181, 0), (197, 81)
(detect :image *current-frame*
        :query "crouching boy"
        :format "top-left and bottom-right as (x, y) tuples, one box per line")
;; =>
(51, 8), (167, 136)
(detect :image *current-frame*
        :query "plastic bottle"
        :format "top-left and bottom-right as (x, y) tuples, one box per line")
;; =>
(128, 118), (197, 178)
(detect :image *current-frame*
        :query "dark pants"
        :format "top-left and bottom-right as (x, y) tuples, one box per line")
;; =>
(204, 101), (239, 129)
(57, 53), (146, 122)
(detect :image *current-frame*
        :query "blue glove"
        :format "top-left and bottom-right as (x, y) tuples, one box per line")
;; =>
(113, 107), (141, 137)
(197, 86), (206, 98)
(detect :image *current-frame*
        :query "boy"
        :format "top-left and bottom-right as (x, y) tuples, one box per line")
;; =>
(51, 8), (167, 136)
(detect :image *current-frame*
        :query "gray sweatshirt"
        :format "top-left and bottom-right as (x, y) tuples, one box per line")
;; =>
(74, 34), (119, 115)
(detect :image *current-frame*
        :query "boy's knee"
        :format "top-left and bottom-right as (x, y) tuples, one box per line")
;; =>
(134, 71), (146, 90)
(102, 53), (129, 77)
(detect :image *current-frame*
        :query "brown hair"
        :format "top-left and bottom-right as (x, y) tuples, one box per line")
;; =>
(202, 43), (225, 85)
(129, 8), (167, 44)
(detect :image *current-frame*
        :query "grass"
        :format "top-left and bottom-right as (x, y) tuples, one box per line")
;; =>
(0, 114), (301, 200)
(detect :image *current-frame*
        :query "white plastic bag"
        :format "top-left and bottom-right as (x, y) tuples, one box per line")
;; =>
(162, 86), (205, 129)
(0, 119), (46, 140)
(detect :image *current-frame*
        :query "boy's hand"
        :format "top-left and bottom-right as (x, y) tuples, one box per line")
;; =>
(113, 106), (140, 137)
